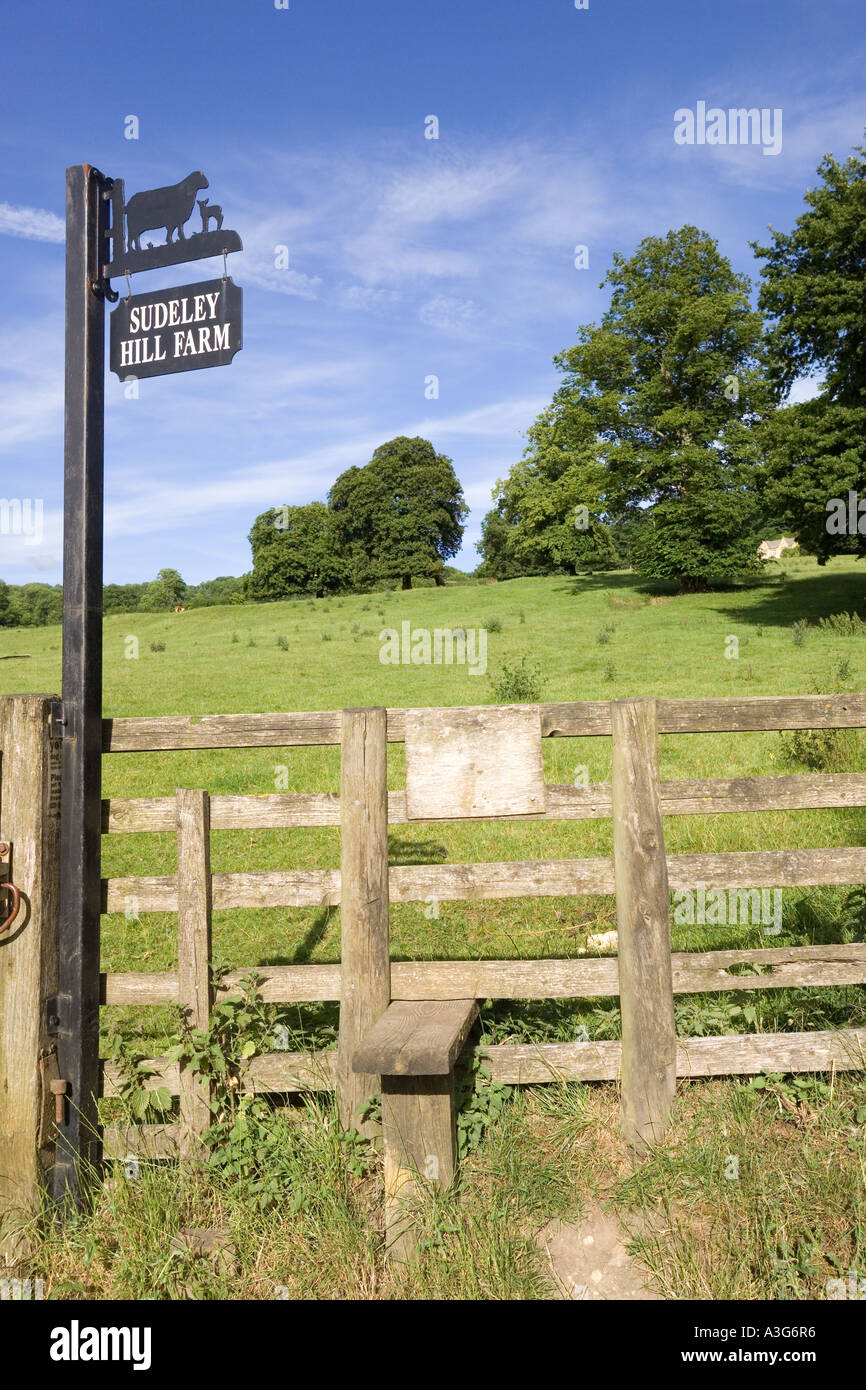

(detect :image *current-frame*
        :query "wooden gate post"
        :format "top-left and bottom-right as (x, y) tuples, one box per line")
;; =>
(176, 789), (213, 1157)
(0, 695), (62, 1266)
(337, 708), (390, 1135)
(610, 698), (677, 1157)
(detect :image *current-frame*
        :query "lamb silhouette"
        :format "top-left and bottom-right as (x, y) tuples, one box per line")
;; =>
(197, 198), (224, 233)
(125, 172), (209, 252)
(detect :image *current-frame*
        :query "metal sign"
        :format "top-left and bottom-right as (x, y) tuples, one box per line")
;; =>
(103, 172), (242, 277)
(110, 277), (242, 379)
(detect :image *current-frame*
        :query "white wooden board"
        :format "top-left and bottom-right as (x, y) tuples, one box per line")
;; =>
(404, 705), (546, 820)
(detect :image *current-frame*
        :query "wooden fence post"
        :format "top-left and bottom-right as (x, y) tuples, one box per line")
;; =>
(611, 698), (677, 1157)
(176, 789), (212, 1157)
(337, 708), (390, 1135)
(0, 695), (61, 1266)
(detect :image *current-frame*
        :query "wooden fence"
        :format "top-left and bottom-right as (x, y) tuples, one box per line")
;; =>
(3, 692), (866, 1257)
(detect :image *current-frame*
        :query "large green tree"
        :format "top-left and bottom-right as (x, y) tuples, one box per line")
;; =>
(140, 568), (187, 610)
(247, 502), (346, 599)
(329, 436), (467, 590)
(482, 226), (773, 589)
(753, 140), (866, 561)
(479, 404), (621, 578)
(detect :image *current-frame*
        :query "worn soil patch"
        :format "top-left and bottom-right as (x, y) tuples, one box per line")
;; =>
(538, 1205), (663, 1301)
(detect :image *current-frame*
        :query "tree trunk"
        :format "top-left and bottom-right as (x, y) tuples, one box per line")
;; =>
(401, 574), (412, 590)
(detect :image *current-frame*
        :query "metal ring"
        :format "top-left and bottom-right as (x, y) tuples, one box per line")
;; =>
(0, 881), (21, 934)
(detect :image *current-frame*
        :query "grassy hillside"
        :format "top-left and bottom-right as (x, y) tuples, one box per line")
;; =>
(3, 556), (865, 1299)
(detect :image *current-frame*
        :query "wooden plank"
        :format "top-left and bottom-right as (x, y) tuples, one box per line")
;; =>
(102, 770), (866, 833)
(336, 708), (391, 1135)
(102, 842), (866, 915)
(103, 792), (343, 833)
(659, 773), (866, 815)
(479, 1029), (866, 1084)
(102, 1052), (337, 1097)
(99, 1024), (865, 1104)
(405, 705), (545, 820)
(243, 1050), (337, 1093)
(100, 694), (866, 755)
(389, 858), (616, 901)
(102, 1124), (180, 1160)
(541, 694), (866, 737)
(658, 694), (866, 735)
(353, 1000), (478, 1076)
(666, 847), (866, 889)
(611, 699), (677, 1156)
(102, 971), (179, 1004)
(0, 696), (61, 1265)
(103, 710), (343, 751)
(176, 790), (212, 1157)
(382, 1075), (457, 1262)
(100, 942), (866, 1009)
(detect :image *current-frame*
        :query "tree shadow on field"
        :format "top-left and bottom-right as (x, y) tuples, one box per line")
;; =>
(715, 569), (866, 628)
(557, 572), (683, 599)
(387, 835), (448, 866)
(265, 905), (337, 966)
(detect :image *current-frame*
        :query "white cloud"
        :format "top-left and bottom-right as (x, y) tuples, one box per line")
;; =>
(418, 295), (477, 333)
(0, 202), (64, 243)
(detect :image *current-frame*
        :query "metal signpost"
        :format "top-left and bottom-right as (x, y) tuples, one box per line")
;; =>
(54, 163), (242, 1208)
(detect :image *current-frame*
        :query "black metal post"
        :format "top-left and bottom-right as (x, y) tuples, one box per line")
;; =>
(54, 164), (110, 1207)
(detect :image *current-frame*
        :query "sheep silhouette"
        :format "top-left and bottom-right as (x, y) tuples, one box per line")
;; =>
(125, 172), (209, 253)
(197, 199), (224, 233)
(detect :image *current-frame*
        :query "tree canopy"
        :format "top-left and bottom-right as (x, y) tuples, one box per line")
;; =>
(753, 140), (866, 561)
(328, 436), (467, 590)
(247, 501), (346, 599)
(481, 226), (773, 588)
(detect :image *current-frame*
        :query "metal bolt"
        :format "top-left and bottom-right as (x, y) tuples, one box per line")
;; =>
(50, 1079), (69, 1124)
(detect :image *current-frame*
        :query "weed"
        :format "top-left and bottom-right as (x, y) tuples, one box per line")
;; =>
(489, 655), (543, 703)
(818, 611), (866, 636)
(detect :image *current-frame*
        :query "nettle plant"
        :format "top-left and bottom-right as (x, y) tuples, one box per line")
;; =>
(161, 971), (373, 1209)
(105, 1031), (173, 1123)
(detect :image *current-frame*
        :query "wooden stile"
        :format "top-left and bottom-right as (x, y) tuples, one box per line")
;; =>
(611, 699), (677, 1157)
(176, 789), (213, 1156)
(336, 708), (391, 1135)
(356, 1002), (479, 1262)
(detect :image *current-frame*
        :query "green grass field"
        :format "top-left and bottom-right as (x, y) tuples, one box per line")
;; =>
(2, 556), (866, 1299)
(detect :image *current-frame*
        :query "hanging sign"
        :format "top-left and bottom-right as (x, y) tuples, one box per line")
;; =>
(103, 171), (243, 277)
(110, 277), (243, 379)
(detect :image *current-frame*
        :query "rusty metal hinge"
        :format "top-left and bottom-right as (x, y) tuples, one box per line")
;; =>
(0, 840), (20, 934)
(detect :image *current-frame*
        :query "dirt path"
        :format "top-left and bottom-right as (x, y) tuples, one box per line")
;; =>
(538, 1205), (662, 1300)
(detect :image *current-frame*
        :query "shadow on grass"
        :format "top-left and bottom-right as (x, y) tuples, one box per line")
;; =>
(715, 569), (866, 628)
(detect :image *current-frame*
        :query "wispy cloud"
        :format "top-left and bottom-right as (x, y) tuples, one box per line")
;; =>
(0, 202), (64, 243)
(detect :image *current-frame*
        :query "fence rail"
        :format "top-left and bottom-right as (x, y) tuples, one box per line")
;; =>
(3, 692), (866, 1248)
(91, 693), (866, 1164)
(101, 693), (866, 750)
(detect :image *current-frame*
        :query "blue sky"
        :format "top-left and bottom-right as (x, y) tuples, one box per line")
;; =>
(0, 0), (863, 585)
